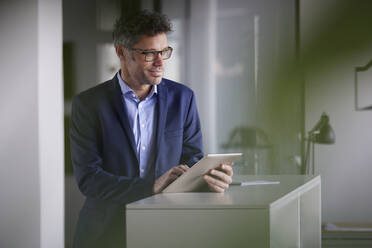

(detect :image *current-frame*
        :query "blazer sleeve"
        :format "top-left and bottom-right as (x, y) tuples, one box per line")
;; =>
(69, 95), (153, 205)
(180, 91), (204, 166)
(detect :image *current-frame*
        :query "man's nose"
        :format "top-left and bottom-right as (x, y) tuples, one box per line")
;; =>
(153, 53), (164, 66)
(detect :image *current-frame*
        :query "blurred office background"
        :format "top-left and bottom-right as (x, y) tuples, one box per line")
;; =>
(1, 0), (372, 247)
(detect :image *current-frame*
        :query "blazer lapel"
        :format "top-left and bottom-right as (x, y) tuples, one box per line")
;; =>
(154, 80), (168, 178)
(108, 76), (138, 161)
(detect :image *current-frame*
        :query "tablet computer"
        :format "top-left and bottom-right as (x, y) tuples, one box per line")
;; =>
(162, 153), (242, 193)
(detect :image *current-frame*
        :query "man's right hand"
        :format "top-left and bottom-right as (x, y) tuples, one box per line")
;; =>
(152, 165), (189, 194)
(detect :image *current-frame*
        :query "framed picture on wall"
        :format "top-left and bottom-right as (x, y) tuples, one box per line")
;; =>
(355, 60), (372, 110)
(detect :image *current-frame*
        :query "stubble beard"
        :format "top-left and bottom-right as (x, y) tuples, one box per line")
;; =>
(143, 69), (163, 86)
(150, 76), (162, 85)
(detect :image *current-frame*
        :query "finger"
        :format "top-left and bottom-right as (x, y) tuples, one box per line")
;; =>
(178, 165), (189, 172)
(203, 175), (226, 193)
(218, 164), (234, 177)
(203, 174), (229, 190)
(171, 166), (187, 176)
(209, 169), (233, 184)
(222, 162), (234, 166)
(181, 164), (190, 170)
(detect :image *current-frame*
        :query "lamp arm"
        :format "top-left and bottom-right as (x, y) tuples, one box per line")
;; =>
(304, 134), (312, 174)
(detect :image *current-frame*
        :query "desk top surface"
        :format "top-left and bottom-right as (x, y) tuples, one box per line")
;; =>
(126, 175), (320, 210)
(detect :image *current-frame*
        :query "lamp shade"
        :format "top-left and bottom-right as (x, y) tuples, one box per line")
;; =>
(310, 113), (336, 144)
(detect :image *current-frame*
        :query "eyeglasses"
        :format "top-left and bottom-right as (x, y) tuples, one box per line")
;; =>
(129, 46), (173, 62)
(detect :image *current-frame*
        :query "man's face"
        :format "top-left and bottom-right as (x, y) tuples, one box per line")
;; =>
(121, 33), (168, 86)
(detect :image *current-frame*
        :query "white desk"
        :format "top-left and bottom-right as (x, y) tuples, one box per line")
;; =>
(126, 175), (321, 248)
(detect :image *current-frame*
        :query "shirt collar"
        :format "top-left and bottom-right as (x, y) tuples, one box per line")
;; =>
(117, 71), (158, 99)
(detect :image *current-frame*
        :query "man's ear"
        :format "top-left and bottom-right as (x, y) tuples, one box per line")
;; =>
(115, 45), (125, 60)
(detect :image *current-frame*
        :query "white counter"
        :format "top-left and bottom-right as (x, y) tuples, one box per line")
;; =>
(126, 175), (321, 248)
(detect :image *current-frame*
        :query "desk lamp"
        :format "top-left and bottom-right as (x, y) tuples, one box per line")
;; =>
(304, 113), (335, 174)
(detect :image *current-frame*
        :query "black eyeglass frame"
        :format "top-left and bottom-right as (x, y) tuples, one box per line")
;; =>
(129, 46), (173, 62)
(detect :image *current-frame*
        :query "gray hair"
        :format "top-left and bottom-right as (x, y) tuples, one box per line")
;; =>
(113, 10), (172, 48)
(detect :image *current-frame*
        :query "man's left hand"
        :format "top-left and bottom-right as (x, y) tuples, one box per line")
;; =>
(203, 163), (234, 193)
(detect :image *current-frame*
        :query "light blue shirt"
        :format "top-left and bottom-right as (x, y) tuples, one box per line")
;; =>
(117, 72), (158, 178)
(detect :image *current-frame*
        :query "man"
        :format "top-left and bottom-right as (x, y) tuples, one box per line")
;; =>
(70, 10), (233, 248)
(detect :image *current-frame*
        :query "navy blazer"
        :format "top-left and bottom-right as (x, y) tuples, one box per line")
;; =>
(70, 75), (203, 247)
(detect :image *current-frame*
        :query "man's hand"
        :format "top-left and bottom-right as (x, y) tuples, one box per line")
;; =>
(152, 165), (189, 194)
(203, 163), (234, 193)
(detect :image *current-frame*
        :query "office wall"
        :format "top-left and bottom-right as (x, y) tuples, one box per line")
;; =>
(0, 1), (40, 247)
(0, 0), (64, 247)
(301, 0), (372, 222)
